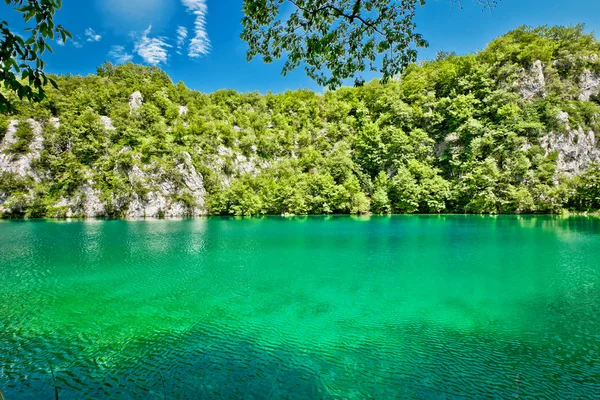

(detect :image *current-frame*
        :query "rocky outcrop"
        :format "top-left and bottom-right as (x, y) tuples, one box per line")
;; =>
(579, 69), (600, 101)
(101, 116), (116, 131)
(435, 133), (459, 157)
(54, 182), (107, 218)
(0, 118), (207, 218)
(49, 117), (60, 129)
(208, 145), (271, 187)
(517, 60), (600, 102)
(540, 111), (600, 176)
(129, 91), (143, 113)
(49, 153), (207, 218)
(124, 152), (206, 218)
(126, 190), (169, 219)
(511, 60), (600, 176)
(0, 119), (44, 182)
(516, 60), (546, 100)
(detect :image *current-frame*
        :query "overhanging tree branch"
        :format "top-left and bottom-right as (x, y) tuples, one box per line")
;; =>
(241, 0), (500, 88)
(0, 0), (71, 113)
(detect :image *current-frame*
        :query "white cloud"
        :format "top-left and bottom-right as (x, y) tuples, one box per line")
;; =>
(176, 26), (188, 54)
(181, 0), (211, 57)
(72, 36), (83, 48)
(85, 28), (102, 42)
(108, 45), (134, 64)
(56, 35), (82, 48)
(134, 25), (172, 65)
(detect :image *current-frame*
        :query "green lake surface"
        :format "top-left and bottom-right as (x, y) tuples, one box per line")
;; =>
(1, 215), (599, 399)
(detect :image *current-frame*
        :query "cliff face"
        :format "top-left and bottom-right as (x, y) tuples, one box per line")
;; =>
(514, 61), (600, 176)
(0, 120), (44, 182)
(0, 116), (207, 218)
(540, 111), (600, 176)
(579, 67), (600, 102)
(123, 152), (206, 218)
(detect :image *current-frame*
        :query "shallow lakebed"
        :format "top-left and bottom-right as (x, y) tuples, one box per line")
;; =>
(1, 216), (599, 398)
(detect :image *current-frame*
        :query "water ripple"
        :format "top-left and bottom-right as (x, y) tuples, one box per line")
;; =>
(1, 216), (600, 398)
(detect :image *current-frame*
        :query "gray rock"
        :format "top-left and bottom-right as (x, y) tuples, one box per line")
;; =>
(49, 117), (60, 128)
(175, 152), (206, 215)
(81, 183), (107, 217)
(126, 191), (169, 218)
(435, 133), (459, 157)
(129, 91), (143, 113)
(54, 182), (106, 218)
(212, 145), (270, 184)
(516, 60), (546, 100)
(164, 201), (189, 218)
(101, 116), (116, 131)
(0, 119), (44, 182)
(557, 111), (570, 125)
(123, 153), (206, 218)
(540, 111), (600, 176)
(41, 150), (207, 218)
(579, 69), (600, 101)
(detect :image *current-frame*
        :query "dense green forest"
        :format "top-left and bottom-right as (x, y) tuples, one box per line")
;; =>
(1, 25), (600, 217)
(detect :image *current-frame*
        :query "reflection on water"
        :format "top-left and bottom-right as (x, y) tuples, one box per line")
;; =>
(1, 216), (600, 398)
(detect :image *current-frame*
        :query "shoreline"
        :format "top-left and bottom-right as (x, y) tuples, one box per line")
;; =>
(2, 212), (600, 221)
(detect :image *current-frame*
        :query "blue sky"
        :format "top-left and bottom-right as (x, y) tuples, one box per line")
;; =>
(4, 0), (600, 94)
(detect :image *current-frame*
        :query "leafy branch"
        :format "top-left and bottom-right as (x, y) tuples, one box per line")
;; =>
(1, 0), (71, 113)
(241, 0), (500, 88)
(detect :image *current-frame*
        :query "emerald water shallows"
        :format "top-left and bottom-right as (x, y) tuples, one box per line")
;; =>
(1, 216), (599, 398)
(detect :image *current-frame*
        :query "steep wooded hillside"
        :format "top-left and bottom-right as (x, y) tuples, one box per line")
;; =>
(1, 25), (600, 217)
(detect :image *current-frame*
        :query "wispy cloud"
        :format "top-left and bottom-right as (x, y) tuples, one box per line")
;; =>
(56, 35), (82, 48)
(134, 25), (172, 65)
(108, 45), (134, 64)
(95, 1), (209, 65)
(176, 26), (188, 54)
(181, 0), (211, 57)
(85, 28), (102, 42)
(72, 36), (83, 48)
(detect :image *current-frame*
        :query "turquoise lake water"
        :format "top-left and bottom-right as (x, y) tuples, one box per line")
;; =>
(1, 216), (599, 399)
